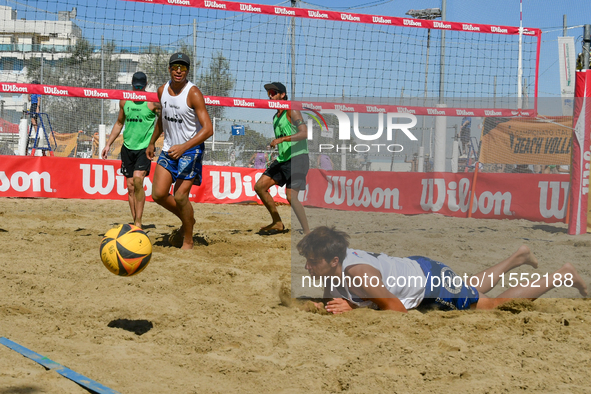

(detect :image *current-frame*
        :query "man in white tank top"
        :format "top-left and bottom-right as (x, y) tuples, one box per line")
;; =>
(146, 53), (213, 249)
(296, 227), (588, 313)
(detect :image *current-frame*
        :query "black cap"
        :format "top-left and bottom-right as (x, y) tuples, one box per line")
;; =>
(169, 53), (191, 67)
(131, 72), (147, 88)
(32, 80), (39, 84)
(264, 82), (287, 94)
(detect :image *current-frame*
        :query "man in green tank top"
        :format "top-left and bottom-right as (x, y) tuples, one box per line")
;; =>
(255, 82), (310, 235)
(101, 72), (160, 228)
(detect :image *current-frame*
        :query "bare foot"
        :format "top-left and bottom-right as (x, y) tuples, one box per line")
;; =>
(180, 240), (194, 250)
(515, 245), (539, 269)
(561, 262), (588, 297)
(260, 222), (284, 232)
(180, 220), (195, 250)
(170, 217), (196, 248)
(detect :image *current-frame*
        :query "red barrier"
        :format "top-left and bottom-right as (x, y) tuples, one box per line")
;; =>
(0, 156), (569, 223)
(305, 170), (568, 223)
(0, 156), (286, 204)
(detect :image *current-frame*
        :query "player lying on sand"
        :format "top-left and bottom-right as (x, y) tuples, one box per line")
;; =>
(297, 226), (588, 314)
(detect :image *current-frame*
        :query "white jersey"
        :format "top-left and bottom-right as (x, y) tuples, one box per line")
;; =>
(329, 248), (427, 310)
(160, 81), (202, 152)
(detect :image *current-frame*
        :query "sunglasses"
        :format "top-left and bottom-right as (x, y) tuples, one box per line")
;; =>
(133, 85), (145, 90)
(170, 64), (188, 72)
(268, 89), (280, 97)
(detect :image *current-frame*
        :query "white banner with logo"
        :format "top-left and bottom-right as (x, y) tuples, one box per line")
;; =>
(558, 36), (576, 115)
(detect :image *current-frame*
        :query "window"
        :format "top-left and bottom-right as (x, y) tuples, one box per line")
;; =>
(0, 58), (17, 71)
(119, 59), (137, 73)
(11, 58), (23, 71)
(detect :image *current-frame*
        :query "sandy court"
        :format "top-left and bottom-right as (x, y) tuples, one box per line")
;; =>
(1, 197), (590, 393)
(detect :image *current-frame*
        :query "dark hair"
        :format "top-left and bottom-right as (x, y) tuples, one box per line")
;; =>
(296, 226), (349, 265)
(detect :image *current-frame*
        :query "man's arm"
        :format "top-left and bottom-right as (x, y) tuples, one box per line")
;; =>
(270, 109), (307, 148)
(148, 101), (161, 116)
(166, 86), (213, 160)
(146, 86), (165, 160)
(101, 100), (126, 160)
(346, 264), (408, 313)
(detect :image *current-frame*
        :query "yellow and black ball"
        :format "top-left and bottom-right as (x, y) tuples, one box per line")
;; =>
(100, 224), (152, 276)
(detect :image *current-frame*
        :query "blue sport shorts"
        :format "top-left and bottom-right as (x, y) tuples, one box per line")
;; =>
(156, 147), (204, 186)
(409, 256), (479, 311)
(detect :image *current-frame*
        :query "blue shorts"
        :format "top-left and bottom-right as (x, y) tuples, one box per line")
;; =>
(409, 256), (479, 311)
(157, 147), (203, 186)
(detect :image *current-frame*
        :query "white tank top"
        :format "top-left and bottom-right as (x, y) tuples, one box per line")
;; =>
(160, 81), (202, 152)
(329, 248), (427, 310)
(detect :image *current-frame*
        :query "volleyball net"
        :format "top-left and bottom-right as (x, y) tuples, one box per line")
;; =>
(1, 0), (542, 166)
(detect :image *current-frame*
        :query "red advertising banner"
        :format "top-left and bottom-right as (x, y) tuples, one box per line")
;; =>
(0, 156), (569, 224)
(0, 156), (287, 204)
(305, 170), (568, 223)
(568, 71), (591, 234)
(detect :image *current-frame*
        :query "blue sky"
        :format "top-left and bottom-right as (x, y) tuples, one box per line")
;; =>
(263, 0), (590, 97)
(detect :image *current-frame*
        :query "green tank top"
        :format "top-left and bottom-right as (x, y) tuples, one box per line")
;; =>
(123, 101), (156, 150)
(273, 111), (308, 163)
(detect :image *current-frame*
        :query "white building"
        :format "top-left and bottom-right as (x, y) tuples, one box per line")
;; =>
(0, 5), (142, 123)
(0, 6), (81, 55)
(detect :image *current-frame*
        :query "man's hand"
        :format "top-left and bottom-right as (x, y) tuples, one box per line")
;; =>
(146, 144), (155, 160)
(325, 298), (354, 314)
(167, 144), (185, 160)
(270, 137), (283, 148)
(101, 145), (110, 160)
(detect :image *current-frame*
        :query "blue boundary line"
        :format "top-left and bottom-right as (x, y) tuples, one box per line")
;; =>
(0, 337), (121, 394)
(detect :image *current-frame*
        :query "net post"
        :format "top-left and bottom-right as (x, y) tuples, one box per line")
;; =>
(467, 162), (480, 219)
(517, 0), (523, 109)
(439, 0), (446, 104)
(433, 104), (447, 172)
(212, 117), (219, 151)
(18, 118), (28, 156)
(451, 134), (459, 173)
(100, 35), (104, 125)
(584, 25), (590, 70)
(418, 146), (425, 172)
(290, 0), (297, 97)
(98, 124), (106, 156)
(193, 19), (197, 83)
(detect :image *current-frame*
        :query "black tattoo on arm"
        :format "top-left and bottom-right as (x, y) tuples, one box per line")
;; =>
(293, 119), (305, 127)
